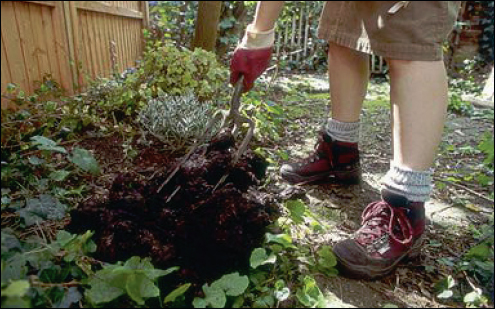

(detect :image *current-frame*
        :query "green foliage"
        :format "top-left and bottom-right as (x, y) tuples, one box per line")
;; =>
(18, 194), (67, 227)
(163, 283), (191, 305)
(243, 90), (285, 145)
(2, 135), (98, 211)
(1, 279), (32, 308)
(230, 198), (339, 308)
(1, 78), (80, 150)
(68, 148), (101, 175)
(448, 91), (474, 116)
(86, 256), (178, 306)
(478, 132), (494, 169)
(192, 272), (249, 308)
(138, 92), (219, 153)
(138, 43), (228, 101)
(147, 1), (197, 48)
(1, 229), (96, 308)
(435, 215), (494, 307)
(74, 43), (228, 125)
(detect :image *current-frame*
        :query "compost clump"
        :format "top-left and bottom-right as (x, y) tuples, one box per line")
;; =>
(67, 131), (277, 281)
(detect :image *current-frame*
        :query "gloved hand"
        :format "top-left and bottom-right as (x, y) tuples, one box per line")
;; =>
(230, 24), (275, 92)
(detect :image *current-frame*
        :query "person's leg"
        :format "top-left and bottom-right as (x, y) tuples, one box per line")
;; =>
(280, 43), (369, 184)
(333, 59), (448, 279)
(328, 42), (369, 123)
(388, 59), (448, 171)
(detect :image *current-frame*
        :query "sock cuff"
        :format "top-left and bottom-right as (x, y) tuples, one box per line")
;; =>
(381, 161), (433, 202)
(325, 119), (360, 143)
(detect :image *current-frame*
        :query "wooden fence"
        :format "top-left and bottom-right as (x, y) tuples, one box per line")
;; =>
(1, 1), (149, 108)
(271, 3), (387, 74)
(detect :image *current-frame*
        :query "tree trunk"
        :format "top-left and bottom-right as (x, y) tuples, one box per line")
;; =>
(192, 1), (223, 52)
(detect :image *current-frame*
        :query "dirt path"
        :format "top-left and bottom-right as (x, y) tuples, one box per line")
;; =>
(264, 75), (494, 307)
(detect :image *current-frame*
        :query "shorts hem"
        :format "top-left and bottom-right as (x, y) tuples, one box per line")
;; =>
(319, 30), (444, 61)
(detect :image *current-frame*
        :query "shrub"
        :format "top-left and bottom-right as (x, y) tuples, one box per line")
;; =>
(77, 43), (229, 120)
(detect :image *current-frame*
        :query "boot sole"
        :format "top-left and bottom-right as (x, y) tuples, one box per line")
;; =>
(334, 236), (424, 280)
(281, 167), (362, 185)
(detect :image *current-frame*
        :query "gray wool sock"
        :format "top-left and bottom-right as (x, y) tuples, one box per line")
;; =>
(381, 161), (433, 203)
(325, 119), (360, 143)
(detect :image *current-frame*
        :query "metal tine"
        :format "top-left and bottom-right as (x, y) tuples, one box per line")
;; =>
(157, 108), (228, 193)
(158, 75), (253, 194)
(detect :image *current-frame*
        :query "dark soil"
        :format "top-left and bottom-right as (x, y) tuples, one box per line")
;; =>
(66, 131), (278, 282)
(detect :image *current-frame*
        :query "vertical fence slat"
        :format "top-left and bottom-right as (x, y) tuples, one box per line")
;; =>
(296, 6), (303, 62)
(123, 16), (131, 68)
(81, 11), (90, 78)
(51, 1), (73, 92)
(1, 2), (29, 93)
(15, 1), (41, 93)
(41, 6), (60, 84)
(303, 8), (309, 58)
(101, 13), (110, 77)
(1, 33), (13, 108)
(30, 4), (51, 84)
(290, 14), (296, 62)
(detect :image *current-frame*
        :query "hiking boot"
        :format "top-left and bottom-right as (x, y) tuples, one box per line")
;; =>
(333, 189), (426, 279)
(280, 131), (361, 185)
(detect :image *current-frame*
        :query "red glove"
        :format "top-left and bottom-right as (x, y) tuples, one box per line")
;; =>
(230, 47), (273, 92)
(230, 24), (275, 92)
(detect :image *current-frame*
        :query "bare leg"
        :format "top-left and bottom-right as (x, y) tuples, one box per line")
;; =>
(328, 42), (370, 122)
(387, 60), (448, 171)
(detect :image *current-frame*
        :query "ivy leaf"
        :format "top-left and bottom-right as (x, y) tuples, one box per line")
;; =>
(274, 280), (290, 302)
(465, 243), (492, 259)
(192, 297), (208, 308)
(252, 295), (275, 308)
(126, 272), (160, 305)
(265, 233), (296, 249)
(164, 283), (191, 304)
(201, 284), (226, 308)
(285, 199), (306, 224)
(316, 245), (338, 272)
(49, 170), (71, 182)
(296, 276), (322, 307)
(211, 272), (249, 297)
(123, 256), (178, 279)
(437, 289), (453, 299)
(464, 290), (482, 304)
(250, 248), (277, 269)
(86, 277), (125, 304)
(68, 148), (100, 175)
(18, 194), (67, 226)
(28, 156), (45, 166)
(54, 287), (83, 308)
(30, 136), (67, 154)
(1, 280), (30, 297)
(1, 230), (22, 254)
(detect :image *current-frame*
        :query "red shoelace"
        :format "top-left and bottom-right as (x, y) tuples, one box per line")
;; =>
(355, 201), (413, 248)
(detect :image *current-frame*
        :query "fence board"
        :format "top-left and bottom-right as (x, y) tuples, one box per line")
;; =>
(30, 4), (51, 84)
(1, 2), (30, 94)
(1, 1), (147, 104)
(15, 1), (41, 93)
(51, 1), (73, 92)
(1, 35), (13, 108)
(41, 5), (61, 84)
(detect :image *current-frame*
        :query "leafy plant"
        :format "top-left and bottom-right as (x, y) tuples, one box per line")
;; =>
(448, 91), (474, 116)
(138, 92), (219, 153)
(192, 272), (249, 308)
(1, 229), (97, 308)
(134, 43), (228, 101)
(86, 256), (178, 306)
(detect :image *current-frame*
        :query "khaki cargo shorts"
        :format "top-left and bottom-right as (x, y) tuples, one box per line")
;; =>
(317, 1), (462, 61)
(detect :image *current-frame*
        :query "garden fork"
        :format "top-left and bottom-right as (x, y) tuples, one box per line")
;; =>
(157, 75), (255, 193)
